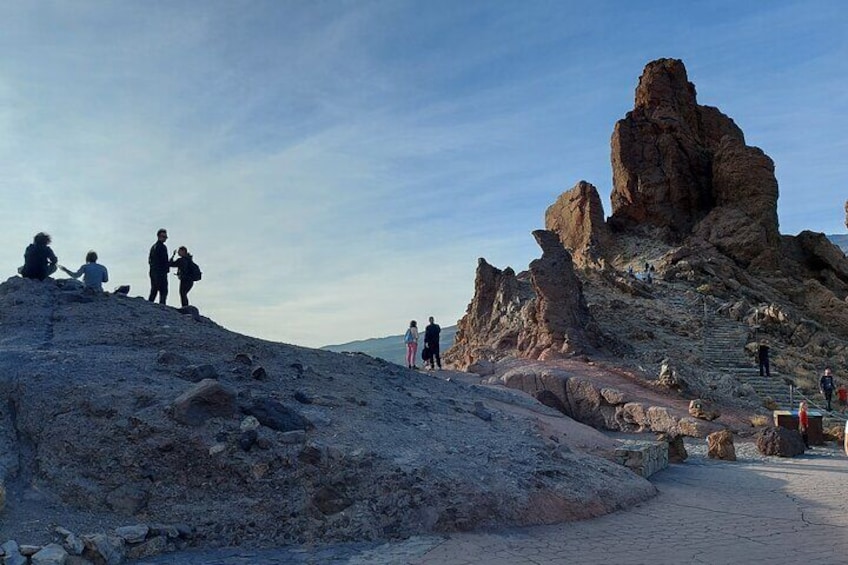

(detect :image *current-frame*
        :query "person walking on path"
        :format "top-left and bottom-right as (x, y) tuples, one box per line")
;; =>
(168, 246), (198, 308)
(798, 401), (810, 448)
(20, 232), (58, 281)
(404, 320), (419, 369)
(757, 341), (771, 377)
(60, 251), (108, 292)
(424, 316), (442, 370)
(820, 368), (836, 412)
(148, 228), (170, 304)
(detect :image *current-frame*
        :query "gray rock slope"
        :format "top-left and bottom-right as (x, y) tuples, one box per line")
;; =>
(0, 277), (653, 548)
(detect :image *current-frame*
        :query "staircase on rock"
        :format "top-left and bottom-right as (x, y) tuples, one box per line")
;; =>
(702, 310), (796, 410)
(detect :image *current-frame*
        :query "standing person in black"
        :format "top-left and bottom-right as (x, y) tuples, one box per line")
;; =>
(758, 341), (770, 377)
(148, 228), (170, 304)
(20, 232), (58, 281)
(424, 316), (442, 370)
(169, 246), (197, 308)
(820, 368), (836, 412)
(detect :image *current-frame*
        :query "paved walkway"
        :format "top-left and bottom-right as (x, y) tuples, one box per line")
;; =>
(137, 446), (848, 565)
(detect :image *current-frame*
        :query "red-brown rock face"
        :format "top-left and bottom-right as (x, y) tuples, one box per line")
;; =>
(445, 231), (599, 369)
(545, 181), (610, 268)
(610, 58), (780, 267)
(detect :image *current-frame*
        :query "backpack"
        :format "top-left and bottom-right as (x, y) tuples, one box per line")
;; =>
(187, 259), (202, 282)
(404, 328), (414, 343)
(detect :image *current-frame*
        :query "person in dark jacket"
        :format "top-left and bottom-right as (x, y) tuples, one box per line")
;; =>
(820, 368), (836, 412)
(424, 316), (442, 370)
(757, 341), (770, 377)
(20, 232), (58, 281)
(169, 246), (197, 308)
(148, 228), (170, 304)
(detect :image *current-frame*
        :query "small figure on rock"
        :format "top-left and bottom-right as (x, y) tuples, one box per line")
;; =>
(798, 401), (810, 448)
(757, 341), (770, 377)
(60, 250), (109, 292)
(627, 265), (634, 277)
(148, 228), (170, 304)
(424, 316), (442, 370)
(819, 368), (835, 412)
(20, 231), (58, 281)
(169, 245), (201, 307)
(404, 320), (419, 369)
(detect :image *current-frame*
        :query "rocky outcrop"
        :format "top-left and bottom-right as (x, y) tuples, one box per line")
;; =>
(446, 231), (600, 368)
(523, 230), (600, 360)
(610, 58), (743, 235)
(545, 181), (610, 268)
(610, 58), (780, 268)
(445, 259), (533, 369)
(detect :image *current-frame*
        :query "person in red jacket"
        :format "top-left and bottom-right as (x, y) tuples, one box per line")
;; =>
(798, 401), (810, 449)
(836, 384), (847, 414)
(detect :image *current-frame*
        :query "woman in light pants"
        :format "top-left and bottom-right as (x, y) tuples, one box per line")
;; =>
(404, 320), (419, 369)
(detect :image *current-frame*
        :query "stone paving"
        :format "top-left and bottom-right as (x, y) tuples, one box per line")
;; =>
(136, 445), (848, 565)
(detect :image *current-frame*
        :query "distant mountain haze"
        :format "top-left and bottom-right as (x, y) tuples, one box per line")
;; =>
(322, 325), (458, 366)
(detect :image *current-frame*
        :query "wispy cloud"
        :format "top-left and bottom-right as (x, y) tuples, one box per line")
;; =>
(1, 1), (846, 346)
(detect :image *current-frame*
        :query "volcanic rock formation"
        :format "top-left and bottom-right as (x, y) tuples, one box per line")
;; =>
(610, 58), (780, 268)
(446, 57), (848, 399)
(545, 181), (610, 269)
(447, 231), (600, 369)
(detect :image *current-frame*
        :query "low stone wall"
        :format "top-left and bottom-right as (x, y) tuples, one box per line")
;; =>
(614, 440), (669, 478)
(0, 523), (191, 564)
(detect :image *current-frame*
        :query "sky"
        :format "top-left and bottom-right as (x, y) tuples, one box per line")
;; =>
(1, 1), (846, 348)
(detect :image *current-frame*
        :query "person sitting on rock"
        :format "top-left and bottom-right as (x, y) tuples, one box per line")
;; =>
(20, 232), (58, 281)
(60, 250), (109, 292)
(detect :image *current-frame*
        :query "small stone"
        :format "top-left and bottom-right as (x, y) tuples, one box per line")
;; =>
(82, 534), (125, 565)
(280, 430), (307, 444)
(251, 462), (270, 479)
(172, 379), (236, 426)
(209, 443), (227, 455)
(125, 536), (168, 560)
(250, 365), (267, 380)
(19, 545), (41, 557)
(238, 429), (258, 451)
(62, 535), (85, 556)
(1, 541), (26, 565)
(179, 364), (219, 383)
(234, 353), (254, 364)
(54, 527), (73, 537)
(115, 524), (149, 544)
(472, 401), (492, 422)
(240, 416), (261, 432)
(31, 544), (68, 565)
(293, 391), (313, 404)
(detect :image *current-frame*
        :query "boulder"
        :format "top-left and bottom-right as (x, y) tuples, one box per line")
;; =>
(656, 359), (681, 389)
(172, 379), (236, 426)
(706, 429), (736, 461)
(31, 544), (69, 565)
(544, 180), (610, 268)
(756, 426), (805, 457)
(243, 398), (312, 432)
(688, 399), (720, 421)
(82, 534), (125, 565)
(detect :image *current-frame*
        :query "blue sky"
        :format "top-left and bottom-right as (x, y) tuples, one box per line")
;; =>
(1, 1), (846, 347)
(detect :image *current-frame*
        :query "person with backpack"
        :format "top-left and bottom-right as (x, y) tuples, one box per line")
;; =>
(20, 232), (58, 281)
(59, 250), (109, 292)
(148, 228), (170, 304)
(820, 368), (836, 412)
(424, 316), (442, 370)
(169, 246), (201, 307)
(404, 320), (419, 369)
